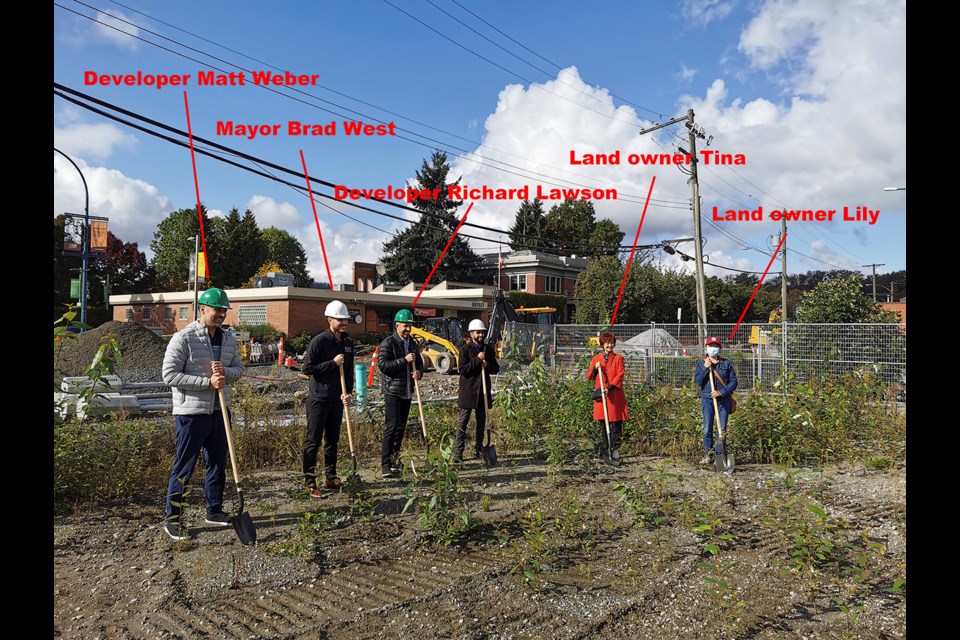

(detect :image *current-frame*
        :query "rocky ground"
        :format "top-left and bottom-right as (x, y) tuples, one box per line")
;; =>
(53, 452), (906, 639)
(53, 324), (907, 639)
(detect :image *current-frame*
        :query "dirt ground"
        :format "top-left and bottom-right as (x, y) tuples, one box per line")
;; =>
(53, 449), (906, 640)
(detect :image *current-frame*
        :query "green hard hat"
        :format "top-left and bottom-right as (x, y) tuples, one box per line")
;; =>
(198, 288), (231, 309)
(394, 309), (414, 323)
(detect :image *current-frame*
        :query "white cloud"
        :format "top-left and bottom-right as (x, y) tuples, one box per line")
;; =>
(681, 0), (738, 26)
(54, 106), (137, 161)
(53, 154), (170, 255)
(448, 0), (903, 281)
(240, 195), (387, 287)
(677, 64), (698, 82)
(246, 195), (304, 228)
(59, 9), (141, 51)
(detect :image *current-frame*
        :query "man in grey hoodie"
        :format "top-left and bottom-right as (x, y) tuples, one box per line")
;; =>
(161, 288), (244, 541)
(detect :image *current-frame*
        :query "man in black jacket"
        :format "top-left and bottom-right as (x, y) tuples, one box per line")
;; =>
(455, 318), (500, 462)
(377, 309), (425, 478)
(301, 300), (354, 497)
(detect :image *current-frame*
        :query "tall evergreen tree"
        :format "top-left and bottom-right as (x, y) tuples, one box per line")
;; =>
(215, 208), (268, 288)
(381, 151), (482, 284)
(508, 199), (547, 251)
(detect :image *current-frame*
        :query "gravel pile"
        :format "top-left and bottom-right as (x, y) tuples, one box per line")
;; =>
(54, 321), (168, 385)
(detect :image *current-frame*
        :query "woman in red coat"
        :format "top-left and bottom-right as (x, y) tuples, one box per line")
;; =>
(587, 332), (628, 460)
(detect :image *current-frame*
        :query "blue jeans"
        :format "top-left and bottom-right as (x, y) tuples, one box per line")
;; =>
(165, 412), (228, 522)
(701, 396), (732, 454)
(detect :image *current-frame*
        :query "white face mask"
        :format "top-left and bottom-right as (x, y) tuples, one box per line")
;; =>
(706, 347), (720, 357)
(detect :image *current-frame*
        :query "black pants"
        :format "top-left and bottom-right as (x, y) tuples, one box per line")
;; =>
(455, 402), (487, 456)
(382, 394), (413, 469)
(303, 397), (343, 485)
(596, 420), (623, 452)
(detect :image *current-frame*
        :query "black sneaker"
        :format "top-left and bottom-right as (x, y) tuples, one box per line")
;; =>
(382, 467), (398, 479)
(205, 511), (232, 526)
(164, 522), (188, 541)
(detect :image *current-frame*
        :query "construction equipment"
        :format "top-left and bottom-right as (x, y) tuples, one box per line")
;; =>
(411, 316), (465, 374)
(749, 308), (782, 347)
(412, 290), (542, 374)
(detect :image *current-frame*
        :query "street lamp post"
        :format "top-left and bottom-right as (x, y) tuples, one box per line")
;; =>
(54, 148), (90, 326)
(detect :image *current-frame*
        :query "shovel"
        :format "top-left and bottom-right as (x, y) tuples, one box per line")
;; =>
(708, 368), (735, 474)
(480, 362), (499, 468)
(339, 363), (358, 473)
(414, 376), (429, 458)
(596, 364), (621, 467)
(217, 388), (257, 545)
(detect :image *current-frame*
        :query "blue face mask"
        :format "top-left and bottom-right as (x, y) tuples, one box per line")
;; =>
(706, 347), (720, 357)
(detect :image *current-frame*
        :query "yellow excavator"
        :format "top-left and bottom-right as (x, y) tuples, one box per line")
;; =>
(412, 290), (556, 373)
(749, 308), (782, 346)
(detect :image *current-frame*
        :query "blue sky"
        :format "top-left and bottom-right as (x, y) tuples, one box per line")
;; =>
(53, 0), (906, 288)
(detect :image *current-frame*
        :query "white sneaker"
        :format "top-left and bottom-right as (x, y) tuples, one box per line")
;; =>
(699, 453), (714, 465)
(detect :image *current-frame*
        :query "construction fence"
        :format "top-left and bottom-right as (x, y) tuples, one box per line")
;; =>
(502, 321), (907, 402)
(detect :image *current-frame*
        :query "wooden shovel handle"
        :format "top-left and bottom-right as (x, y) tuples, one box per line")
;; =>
(414, 377), (428, 439)
(596, 365), (612, 442)
(338, 363), (355, 454)
(218, 388), (242, 486)
(708, 366), (724, 441)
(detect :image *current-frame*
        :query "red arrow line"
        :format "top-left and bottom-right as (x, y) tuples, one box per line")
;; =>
(183, 91), (210, 280)
(728, 232), (787, 341)
(611, 176), (657, 325)
(412, 202), (474, 308)
(300, 150), (335, 290)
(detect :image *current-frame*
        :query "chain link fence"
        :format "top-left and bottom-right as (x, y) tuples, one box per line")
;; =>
(502, 321), (906, 402)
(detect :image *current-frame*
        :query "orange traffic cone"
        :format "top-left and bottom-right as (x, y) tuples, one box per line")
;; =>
(367, 346), (378, 387)
(277, 336), (285, 364)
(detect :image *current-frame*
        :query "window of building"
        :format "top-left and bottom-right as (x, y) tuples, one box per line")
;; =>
(377, 310), (392, 326)
(164, 307), (174, 321)
(545, 276), (561, 293)
(125, 308), (133, 320)
(141, 307), (151, 321)
(509, 274), (527, 291)
(179, 306), (188, 320)
(238, 304), (268, 325)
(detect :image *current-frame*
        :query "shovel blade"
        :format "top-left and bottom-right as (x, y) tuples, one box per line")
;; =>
(600, 448), (621, 467)
(482, 444), (499, 468)
(232, 512), (257, 545)
(713, 451), (735, 474)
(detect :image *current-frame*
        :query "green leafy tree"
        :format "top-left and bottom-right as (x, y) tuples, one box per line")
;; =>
(53, 215), (155, 324)
(574, 255), (623, 324)
(381, 151), (482, 284)
(543, 199), (597, 256)
(796, 275), (898, 323)
(150, 206), (215, 290)
(261, 226), (313, 287)
(587, 218), (625, 257)
(508, 199), (548, 251)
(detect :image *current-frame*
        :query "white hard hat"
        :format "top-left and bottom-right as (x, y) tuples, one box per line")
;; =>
(468, 319), (487, 332)
(324, 300), (351, 319)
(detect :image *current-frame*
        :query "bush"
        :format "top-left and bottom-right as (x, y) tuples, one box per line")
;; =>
(286, 330), (314, 355)
(240, 323), (285, 342)
(54, 415), (175, 513)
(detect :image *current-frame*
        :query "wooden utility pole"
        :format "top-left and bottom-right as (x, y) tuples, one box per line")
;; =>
(638, 110), (710, 346)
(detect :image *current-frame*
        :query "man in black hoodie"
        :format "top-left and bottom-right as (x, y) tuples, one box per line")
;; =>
(301, 300), (354, 497)
(377, 309), (425, 478)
